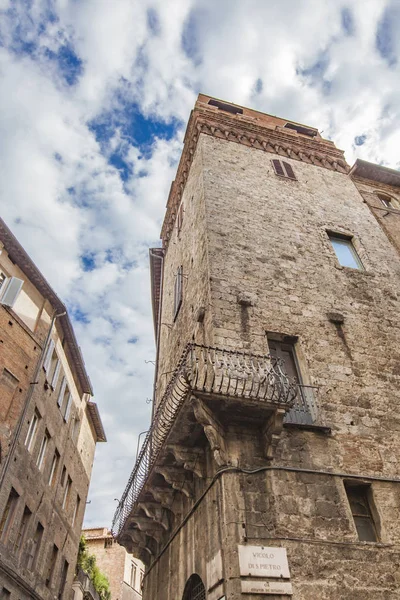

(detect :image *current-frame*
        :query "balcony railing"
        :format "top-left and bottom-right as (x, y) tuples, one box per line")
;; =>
(112, 344), (297, 536)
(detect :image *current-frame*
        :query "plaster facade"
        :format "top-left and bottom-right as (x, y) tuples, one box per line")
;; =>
(115, 96), (400, 599)
(0, 219), (106, 600)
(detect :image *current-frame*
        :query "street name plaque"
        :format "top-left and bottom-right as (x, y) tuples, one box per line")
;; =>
(241, 581), (293, 595)
(238, 545), (290, 578)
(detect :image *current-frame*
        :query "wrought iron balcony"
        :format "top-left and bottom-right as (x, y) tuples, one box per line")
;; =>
(112, 344), (297, 537)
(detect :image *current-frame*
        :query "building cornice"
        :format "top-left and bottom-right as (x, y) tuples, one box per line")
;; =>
(161, 102), (348, 246)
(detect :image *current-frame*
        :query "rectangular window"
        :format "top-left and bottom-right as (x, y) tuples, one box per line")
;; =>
(345, 483), (378, 542)
(13, 505), (32, 553)
(60, 466), (67, 487)
(62, 476), (72, 510)
(130, 561), (137, 587)
(177, 203), (184, 233)
(272, 159), (297, 180)
(0, 273), (6, 292)
(60, 387), (72, 422)
(0, 488), (19, 541)
(46, 544), (59, 586)
(43, 340), (55, 373)
(267, 337), (316, 425)
(36, 429), (50, 470)
(173, 266), (183, 321)
(104, 537), (113, 549)
(50, 357), (61, 389)
(48, 450), (60, 487)
(72, 495), (80, 527)
(58, 559), (69, 599)
(25, 409), (40, 451)
(72, 417), (80, 444)
(0, 277), (24, 307)
(328, 232), (364, 270)
(26, 521), (44, 571)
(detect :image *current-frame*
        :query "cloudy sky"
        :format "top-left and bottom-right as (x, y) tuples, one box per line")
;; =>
(1, 0), (399, 528)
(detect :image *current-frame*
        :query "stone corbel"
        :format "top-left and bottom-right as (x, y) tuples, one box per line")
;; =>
(155, 466), (194, 498)
(191, 397), (229, 467)
(166, 445), (205, 479)
(137, 502), (170, 530)
(262, 408), (286, 459)
(150, 486), (176, 511)
(130, 516), (164, 544)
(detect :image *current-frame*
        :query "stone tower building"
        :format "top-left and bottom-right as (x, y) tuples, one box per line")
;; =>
(113, 95), (400, 599)
(0, 218), (106, 600)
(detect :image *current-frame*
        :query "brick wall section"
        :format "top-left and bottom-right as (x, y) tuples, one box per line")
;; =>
(142, 132), (400, 599)
(86, 536), (126, 600)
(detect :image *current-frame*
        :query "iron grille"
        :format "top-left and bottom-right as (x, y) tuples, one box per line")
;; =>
(112, 343), (298, 537)
(190, 581), (206, 600)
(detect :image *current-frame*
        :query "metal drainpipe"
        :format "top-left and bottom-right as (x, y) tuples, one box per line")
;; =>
(0, 310), (66, 488)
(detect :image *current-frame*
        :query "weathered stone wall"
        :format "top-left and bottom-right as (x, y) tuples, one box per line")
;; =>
(155, 142), (213, 406)
(143, 132), (400, 599)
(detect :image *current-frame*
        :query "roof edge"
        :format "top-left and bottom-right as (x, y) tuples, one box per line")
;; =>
(87, 401), (107, 442)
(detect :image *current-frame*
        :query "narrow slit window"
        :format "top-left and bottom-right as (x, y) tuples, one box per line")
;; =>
(173, 266), (183, 321)
(328, 232), (364, 270)
(72, 495), (80, 527)
(377, 193), (394, 209)
(58, 559), (69, 599)
(345, 483), (378, 542)
(46, 544), (59, 586)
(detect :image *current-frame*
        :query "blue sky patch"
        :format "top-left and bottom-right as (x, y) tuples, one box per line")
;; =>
(341, 7), (355, 35)
(376, 7), (398, 66)
(70, 306), (90, 324)
(45, 44), (83, 86)
(147, 8), (161, 36)
(354, 134), (367, 146)
(81, 253), (96, 271)
(181, 9), (203, 66)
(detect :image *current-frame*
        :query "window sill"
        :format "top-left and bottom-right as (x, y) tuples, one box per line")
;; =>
(334, 265), (372, 276)
(284, 422), (331, 434)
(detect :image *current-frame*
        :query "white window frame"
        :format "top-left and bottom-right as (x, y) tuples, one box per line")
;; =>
(25, 410), (40, 452)
(36, 430), (50, 470)
(48, 450), (60, 486)
(0, 276), (24, 308)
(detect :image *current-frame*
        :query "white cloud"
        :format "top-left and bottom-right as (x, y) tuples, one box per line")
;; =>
(0, 0), (399, 528)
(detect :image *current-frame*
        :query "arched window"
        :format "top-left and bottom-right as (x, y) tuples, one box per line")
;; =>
(377, 193), (394, 208)
(182, 574), (206, 600)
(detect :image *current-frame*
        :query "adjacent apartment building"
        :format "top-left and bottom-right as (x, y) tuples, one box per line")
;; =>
(113, 95), (400, 599)
(83, 528), (144, 600)
(0, 218), (106, 600)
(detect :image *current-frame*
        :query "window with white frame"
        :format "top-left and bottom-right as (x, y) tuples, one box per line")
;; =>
(327, 232), (364, 270)
(36, 429), (50, 470)
(48, 450), (60, 487)
(0, 276), (24, 308)
(25, 409), (41, 451)
(57, 378), (72, 422)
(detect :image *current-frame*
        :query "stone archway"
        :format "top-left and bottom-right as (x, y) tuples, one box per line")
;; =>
(182, 574), (206, 600)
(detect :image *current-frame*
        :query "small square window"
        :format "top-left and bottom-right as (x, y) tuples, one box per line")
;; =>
(328, 233), (364, 270)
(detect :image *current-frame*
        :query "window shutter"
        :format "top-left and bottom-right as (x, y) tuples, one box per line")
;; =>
(64, 394), (72, 422)
(283, 161), (296, 180)
(173, 266), (183, 320)
(57, 377), (66, 407)
(51, 360), (61, 388)
(0, 277), (24, 307)
(43, 340), (55, 373)
(272, 159), (285, 177)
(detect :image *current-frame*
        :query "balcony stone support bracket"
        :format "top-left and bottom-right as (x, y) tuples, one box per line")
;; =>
(155, 466), (194, 498)
(150, 486), (178, 512)
(262, 408), (286, 459)
(129, 516), (164, 544)
(137, 502), (170, 530)
(166, 445), (205, 478)
(191, 397), (229, 467)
